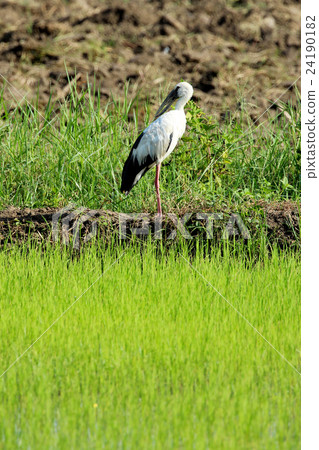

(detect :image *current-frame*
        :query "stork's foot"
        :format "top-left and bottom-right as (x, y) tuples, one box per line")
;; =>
(156, 201), (162, 216)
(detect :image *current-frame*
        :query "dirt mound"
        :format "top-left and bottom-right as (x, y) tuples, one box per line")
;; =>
(0, 202), (300, 249)
(0, 0), (300, 120)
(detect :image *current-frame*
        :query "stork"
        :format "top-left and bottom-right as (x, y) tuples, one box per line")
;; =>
(120, 81), (193, 215)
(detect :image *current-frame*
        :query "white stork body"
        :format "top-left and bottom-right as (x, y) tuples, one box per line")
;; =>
(132, 110), (185, 181)
(121, 82), (193, 214)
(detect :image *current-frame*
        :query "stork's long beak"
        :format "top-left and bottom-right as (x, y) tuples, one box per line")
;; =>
(154, 87), (179, 120)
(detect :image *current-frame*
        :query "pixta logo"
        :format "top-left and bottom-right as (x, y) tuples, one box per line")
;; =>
(118, 212), (251, 240)
(52, 205), (98, 249)
(52, 206), (251, 246)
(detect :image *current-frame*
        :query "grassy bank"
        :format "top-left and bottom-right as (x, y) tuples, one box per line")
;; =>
(0, 83), (300, 213)
(0, 243), (300, 449)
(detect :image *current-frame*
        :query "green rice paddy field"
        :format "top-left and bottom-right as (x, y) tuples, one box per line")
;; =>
(0, 85), (300, 448)
(0, 245), (300, 449)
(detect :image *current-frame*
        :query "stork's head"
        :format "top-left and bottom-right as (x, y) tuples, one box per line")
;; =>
(154, 81), (193, 120)
(175, 82), (194, 103)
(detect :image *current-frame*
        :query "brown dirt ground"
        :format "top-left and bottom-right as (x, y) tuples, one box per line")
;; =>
(0, 0), (300, 120)
(0, 202), (300, 248)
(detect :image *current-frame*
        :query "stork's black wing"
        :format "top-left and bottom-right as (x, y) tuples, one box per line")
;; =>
(120, 132), (156, 194)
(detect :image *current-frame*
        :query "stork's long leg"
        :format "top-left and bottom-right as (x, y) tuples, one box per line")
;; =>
(155, 163), (162, 215)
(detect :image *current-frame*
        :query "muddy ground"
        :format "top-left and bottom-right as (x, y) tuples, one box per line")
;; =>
(0, 202), (300, 249)
(0, 0), (300, 120)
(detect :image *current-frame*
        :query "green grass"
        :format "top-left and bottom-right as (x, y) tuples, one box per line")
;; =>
(0, 243), (300, 449)
(0, 82), (300, 212)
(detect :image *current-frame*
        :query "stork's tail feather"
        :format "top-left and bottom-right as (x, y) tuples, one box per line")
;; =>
(121, 144), (156, 194)
(120, 156), (137, 194)
(121, 159), (150, 194)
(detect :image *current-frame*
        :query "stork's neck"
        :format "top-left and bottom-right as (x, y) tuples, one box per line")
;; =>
(175, 97), (188, 111)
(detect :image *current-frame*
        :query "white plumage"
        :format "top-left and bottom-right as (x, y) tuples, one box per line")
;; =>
(135, 111), (184, 165)
(121, 81), (193, 214)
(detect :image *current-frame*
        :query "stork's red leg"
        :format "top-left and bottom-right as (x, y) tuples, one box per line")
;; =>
(155, 163), (162, 215)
